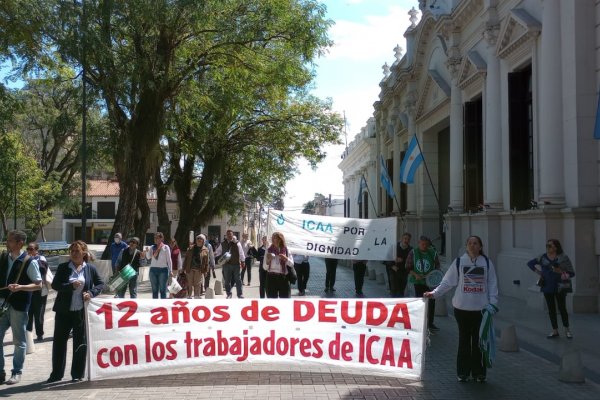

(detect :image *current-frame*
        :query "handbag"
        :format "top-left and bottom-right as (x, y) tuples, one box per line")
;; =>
(558, 272), (573, 293)
(536, 276), (545, 287)
(286, 265), (297, 285)
(0, 299), (8, 318)
(167, 277), (182, 295)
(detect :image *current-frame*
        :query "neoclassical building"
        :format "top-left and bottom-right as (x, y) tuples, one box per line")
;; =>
(339, 0), (599, 313)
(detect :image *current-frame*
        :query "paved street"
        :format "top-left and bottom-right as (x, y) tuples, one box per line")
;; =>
(2, 255), (600, 399)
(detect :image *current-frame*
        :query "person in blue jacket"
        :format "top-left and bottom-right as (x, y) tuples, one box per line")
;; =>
(527, 239), (575, 339)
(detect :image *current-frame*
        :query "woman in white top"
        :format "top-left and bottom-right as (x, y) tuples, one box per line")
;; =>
(264, 232), (294, 298)
(143, 232), (172, 299)
(424, 235), (498, 383)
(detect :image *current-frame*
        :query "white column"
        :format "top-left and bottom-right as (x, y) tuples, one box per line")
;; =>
(538, 0), (565, 204)
(449, 81), (463, 211)
(484, 40), (502, 208)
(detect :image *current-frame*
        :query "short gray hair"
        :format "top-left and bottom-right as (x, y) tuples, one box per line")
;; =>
(8, 230), (27, 243)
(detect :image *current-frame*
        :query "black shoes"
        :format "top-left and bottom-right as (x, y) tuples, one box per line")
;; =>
(457, 375), (468, 382)
(46, 376), (62, 383)
(0, 371), (5, 384)
(547, 332), (559, 339)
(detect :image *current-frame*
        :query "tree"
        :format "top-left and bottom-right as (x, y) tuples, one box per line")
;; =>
(3, 0), (338, 249)
(160, 69), (341, 246)
(11, 68), (110, 239)
(302, 193), (326, 214)
(0, 132), (49, 238)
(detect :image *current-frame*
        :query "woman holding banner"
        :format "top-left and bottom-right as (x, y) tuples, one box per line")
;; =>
(264, 232), (294, 298)
(424, 235), (498, 383)
(47, 241), (104, 383)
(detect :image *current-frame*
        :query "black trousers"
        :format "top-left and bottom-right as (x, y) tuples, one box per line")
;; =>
(27, 291), (47, 337)
(544, 292), (569, 329)
(258, 263), (267, 298)
(241, 257), (253, 284)
(266, 273), (290, 298)
(414, 284), (435, 327)
(454, 308), (485, 378)
(295, 262), (310, 293)
(389, 268), (408, 297)
(50, 310), (87, 380)
(325, 259), (338, 289)
(353, 262), (366, 293)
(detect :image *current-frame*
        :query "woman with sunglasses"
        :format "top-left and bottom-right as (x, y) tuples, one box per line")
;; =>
(527, 239), (576, 339)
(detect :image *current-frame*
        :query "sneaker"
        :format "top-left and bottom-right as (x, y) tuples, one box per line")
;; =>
(565, 329), (573, 339)
(457, 375), (469, 382)
(429, 324), (440, 331)
(547, 332), (559, 339)
(71, 378), (83, 382)
(475, 375), (487, 383)
(0, 371), (5, 384)
(5, 373), (21, 385)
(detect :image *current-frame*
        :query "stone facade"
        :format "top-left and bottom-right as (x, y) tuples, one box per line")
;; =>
(339, 0), (600, 313)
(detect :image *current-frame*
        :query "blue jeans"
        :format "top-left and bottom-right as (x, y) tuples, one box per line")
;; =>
(149, 267), (169, 299)
(0, 305), (28, 374)
(117, 272), (139, 299)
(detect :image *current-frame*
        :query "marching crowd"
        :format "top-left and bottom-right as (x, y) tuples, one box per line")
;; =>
(0, 228), (575, 385)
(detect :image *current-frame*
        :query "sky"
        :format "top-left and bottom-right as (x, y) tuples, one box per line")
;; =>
(282, 0), (415, 211)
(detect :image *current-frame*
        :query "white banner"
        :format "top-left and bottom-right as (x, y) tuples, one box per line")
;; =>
(267, 211), (397, 261)
(87, 298), (426, 380)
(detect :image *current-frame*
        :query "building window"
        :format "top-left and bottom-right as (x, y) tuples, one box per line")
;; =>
(363, 192), (369, 218)
(464, 97), (483, 212)
(508, 65), (533, 210)
(400, 151), (407, 213)
(346, 198), (350, 217)
(358, 196), (363, 219)
(97, 201), (116, 219)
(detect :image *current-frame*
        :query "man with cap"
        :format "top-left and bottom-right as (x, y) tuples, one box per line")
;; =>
(184, 234), (210, 298)
(115, 237), (142, 298)
(109, 233), (128, 275)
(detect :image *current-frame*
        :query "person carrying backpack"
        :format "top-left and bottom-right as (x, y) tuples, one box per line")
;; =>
(424, 235), (498, 383)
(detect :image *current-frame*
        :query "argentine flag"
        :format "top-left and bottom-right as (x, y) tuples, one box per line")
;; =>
(400, 135), (424, 184)
(379, 155), (394, 198)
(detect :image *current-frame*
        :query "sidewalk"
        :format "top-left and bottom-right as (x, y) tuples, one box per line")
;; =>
(1, 256), (600, 399)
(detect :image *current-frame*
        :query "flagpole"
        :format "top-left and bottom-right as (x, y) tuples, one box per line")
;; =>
(412, 135), (440, 210)
(380, 157), (406, 228)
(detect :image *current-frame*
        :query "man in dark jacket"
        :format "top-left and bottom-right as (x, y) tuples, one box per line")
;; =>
(0, 230), (42, 385)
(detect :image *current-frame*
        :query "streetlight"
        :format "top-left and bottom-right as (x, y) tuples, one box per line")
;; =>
(80, 0), (88, 241)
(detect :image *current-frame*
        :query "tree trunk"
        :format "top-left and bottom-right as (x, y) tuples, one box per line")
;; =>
(155, 169), (172, 242)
